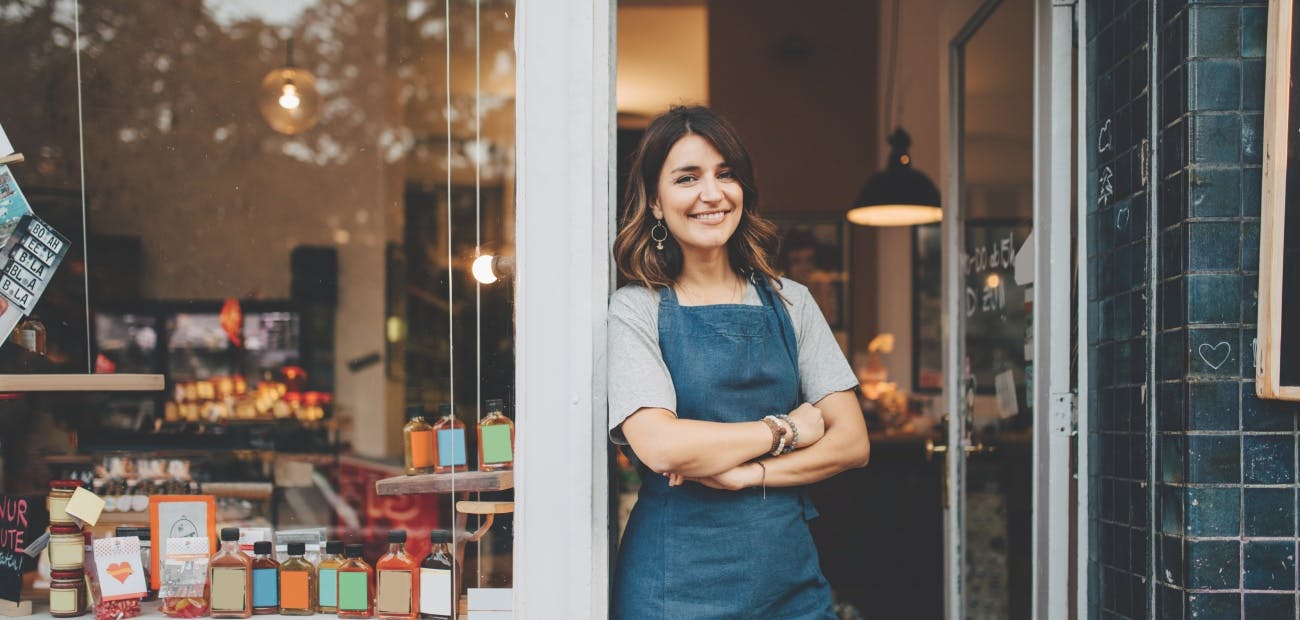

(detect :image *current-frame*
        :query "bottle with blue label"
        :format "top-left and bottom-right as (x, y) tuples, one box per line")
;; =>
(431, 404), (468, 474)
(250, 541), (280, 615)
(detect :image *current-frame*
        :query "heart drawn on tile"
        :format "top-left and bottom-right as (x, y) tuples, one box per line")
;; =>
(1115, 206), (1131, 230)
(107, 561), (134, 583)
(1197, 341), (1231, 370)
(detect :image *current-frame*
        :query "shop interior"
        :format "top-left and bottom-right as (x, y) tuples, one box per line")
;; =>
(0, 0), (1040, 617)
(615, 0), (1037, 617)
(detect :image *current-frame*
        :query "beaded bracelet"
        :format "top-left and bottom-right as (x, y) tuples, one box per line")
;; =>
(765, 415), (790, 457)
(778, 414), (799, 454)
(760, 416), (783, 455)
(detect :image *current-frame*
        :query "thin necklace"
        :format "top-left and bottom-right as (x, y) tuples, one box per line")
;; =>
(677, 274), (742, 305)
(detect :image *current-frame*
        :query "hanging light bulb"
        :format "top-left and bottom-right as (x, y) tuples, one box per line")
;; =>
(260, 36), (322, 135)
(278, 81), (301, 110)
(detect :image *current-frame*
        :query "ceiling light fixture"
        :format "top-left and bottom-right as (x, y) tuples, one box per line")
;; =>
(259, 36), (322, 135)
(847, 0), (942, 227)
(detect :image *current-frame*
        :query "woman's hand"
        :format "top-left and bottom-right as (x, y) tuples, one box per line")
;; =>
(787, 402), (825, 449)
(670, 462), (762, 491)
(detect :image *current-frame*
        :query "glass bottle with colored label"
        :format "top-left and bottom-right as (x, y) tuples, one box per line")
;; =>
(251, 541), (280, 614)
(279, 542), (316, 615)
(431, 404), (467, 474)
(210, 527), (253, 619)
(418, 530), (453, 620)
(337, 543), (374, 619)
(403, 405), (435, 475)
(317, 540), (344, 613)
(375, 530), (419, 620)
(477, 398), (515, 471)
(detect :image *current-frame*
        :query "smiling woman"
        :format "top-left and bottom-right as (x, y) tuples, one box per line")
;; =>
(607, 106), (870, 619)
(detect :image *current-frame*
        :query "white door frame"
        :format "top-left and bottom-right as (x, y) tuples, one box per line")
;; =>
(944, 0), (1076, 617)
(1032, 1), (1076, 618)
(513, 0), (615, 618)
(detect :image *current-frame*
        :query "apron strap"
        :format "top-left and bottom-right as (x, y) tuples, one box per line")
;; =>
(753, 276), (802, 403)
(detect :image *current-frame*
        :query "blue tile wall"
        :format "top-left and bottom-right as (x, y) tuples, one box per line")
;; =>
(1091, 1), (1300, 617)
(1089, 2), (1153, 617)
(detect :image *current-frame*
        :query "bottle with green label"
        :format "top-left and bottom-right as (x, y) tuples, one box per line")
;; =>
(477, 398), (515, 472)
(337, 543), (374, 619)
(317, 540), (344, 613)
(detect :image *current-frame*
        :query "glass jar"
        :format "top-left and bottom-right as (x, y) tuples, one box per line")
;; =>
(47, 480), (81, 525)
(49, 524), (86, 570)
(50, 569), (87, 617)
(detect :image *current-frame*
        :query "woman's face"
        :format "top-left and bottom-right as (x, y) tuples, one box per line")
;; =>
(651, 134), (743, 257)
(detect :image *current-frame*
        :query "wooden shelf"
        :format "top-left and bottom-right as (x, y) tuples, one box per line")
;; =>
(375, 469), (513, 496)
(0, 373), (164, 392)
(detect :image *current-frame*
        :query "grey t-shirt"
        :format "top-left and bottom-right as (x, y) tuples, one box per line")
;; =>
(607, 277), (859, 444)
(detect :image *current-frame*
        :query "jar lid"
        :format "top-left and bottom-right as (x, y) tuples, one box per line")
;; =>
(50, 524), (83, 534)
(48, 480), (83, 490)
(50, 569), (84, 580)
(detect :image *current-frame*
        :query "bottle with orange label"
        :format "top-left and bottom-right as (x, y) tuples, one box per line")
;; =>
(402, 405), (435, 475)
(278, 542), (316, 615)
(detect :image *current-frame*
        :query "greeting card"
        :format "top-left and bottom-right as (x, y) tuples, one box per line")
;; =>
(92, 537), (147, 601)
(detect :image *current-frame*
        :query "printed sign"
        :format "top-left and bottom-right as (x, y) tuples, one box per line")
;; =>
(92, 537), (148, 601)
(0, 213), (71, 342)
(0, 123), (12, 156)
(0, 168), (32, 252)
(0, 495), (49, 603)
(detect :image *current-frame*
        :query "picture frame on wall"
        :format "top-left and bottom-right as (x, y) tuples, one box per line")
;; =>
(1258, 0), (1300, 400)
(769, 216), (850, 352)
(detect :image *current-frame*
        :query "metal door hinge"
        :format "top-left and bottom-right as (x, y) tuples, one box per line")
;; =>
(1050, 392), (1076, 436)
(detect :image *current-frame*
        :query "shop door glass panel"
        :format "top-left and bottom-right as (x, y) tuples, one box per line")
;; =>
(957, 0), (1034, 617)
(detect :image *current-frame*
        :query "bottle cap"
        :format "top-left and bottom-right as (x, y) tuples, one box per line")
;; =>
(287, 542), (306, 556)
(253, 541), (272, 555)
(344, 543), (364, 558)
(437, 403), (453, 417)
(429, 530), (452, 544)
(48, 479), (84, 490)
(220, 527), (240, 542)
(387, 529), (407, 544)
(406, 404), (425, 420)
(326, 540), (344, 555)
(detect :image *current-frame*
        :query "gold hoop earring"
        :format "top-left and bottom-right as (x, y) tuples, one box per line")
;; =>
(651, 219), (669, 251)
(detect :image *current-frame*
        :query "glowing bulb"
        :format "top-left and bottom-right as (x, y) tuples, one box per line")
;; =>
(472, 254), (498, 284)
(985, 273), (1001, 289)
(278, 82), (301, 110)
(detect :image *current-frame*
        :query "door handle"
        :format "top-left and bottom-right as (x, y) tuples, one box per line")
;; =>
(925, 437), (997, 461)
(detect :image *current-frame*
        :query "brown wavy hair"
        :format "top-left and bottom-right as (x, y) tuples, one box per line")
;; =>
(613, 106), (784, 290)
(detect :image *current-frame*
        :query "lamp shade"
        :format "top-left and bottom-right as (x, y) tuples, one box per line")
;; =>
(847, 128), (942, 226)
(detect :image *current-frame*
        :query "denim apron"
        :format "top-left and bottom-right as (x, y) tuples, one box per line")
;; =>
(613, 277), (835, 619)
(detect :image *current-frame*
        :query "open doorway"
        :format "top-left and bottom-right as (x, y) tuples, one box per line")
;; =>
(611, 1), (1060, 618)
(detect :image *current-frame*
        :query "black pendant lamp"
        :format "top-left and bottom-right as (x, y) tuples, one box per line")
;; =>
(847, 127), (942, 227)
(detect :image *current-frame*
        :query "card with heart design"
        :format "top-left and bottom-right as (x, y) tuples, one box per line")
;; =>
(92, 536), (147, 601)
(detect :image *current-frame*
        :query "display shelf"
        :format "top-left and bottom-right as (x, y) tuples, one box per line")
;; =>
(375, 470), (513, 496)
(0, 373), (164, 391)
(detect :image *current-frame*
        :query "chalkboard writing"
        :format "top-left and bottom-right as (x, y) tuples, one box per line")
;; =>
(0, 494), (49, 603)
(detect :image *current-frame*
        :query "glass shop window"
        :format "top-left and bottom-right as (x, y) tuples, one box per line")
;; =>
(0, 0), (517, 613)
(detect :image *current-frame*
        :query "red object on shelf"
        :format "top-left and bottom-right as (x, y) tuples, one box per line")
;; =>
(220, 298), (242, 347)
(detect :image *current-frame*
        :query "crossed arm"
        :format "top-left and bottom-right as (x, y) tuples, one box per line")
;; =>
(621, 389), (870, 489)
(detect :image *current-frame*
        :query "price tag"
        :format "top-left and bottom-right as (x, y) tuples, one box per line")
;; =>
(24, 218), (65, 254)
(12, 248), (46, 278)
(19, 235), (56, 265)
(4, 262), (39, 293)
(0, 275), (33, 312)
